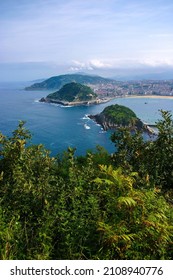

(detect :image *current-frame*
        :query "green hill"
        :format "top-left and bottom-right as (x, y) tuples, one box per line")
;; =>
(25, 73), (114, 90)
(45, 82), (97, 103)
(89, 104), (146, 131)
(101, 104), (138, 126)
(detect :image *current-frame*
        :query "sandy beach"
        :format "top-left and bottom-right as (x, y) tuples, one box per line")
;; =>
(124, 95), (173, 99)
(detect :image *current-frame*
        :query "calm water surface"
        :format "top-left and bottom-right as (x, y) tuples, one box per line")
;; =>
(0, 82), (173, 156)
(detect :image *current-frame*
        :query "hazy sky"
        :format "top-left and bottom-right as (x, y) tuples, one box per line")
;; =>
(1, 0), (173, 81)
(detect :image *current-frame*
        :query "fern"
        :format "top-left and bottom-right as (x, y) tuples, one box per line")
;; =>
(117, 196), (137, 207)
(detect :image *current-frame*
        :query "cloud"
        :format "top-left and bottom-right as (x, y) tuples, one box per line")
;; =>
(69, 60), (93, 71)
(1, 0), (173, 79)
(69, 59), (113, 72)
(69, 56), (173, 74)
(139, 58), (173, 68)
(89, 59), (112, 68)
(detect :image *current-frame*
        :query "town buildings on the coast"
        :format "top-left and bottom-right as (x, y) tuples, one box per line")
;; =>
(89, 80), (173, 98)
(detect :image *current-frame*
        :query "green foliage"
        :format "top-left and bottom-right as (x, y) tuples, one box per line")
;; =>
(25, 74), (113, 90)
(101, 104), (137, 127)
(47, 82), (97, 102)
(111, 110), (173, 189)
(93, 166), (173, 259)
(0, 116), (173, 260)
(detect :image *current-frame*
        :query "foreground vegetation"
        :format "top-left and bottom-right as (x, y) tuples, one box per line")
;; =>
(0, 110), (173, 259)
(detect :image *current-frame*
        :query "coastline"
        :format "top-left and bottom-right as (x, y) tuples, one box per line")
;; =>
(39, 94), (173, 106)
(88, 112), (156, 134)
(123, 95), (173, 99)
(39, 97), (113, 106)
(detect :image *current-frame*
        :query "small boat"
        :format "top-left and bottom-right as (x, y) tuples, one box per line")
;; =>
(84, 123), (90, 129)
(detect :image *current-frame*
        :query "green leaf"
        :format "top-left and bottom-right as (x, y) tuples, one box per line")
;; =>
(117, 196), (137, 207)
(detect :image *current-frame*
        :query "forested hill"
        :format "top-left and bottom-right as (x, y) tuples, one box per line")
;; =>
(25, 74), (114, 90)
(46, 82), (97, 102)
(89, 104), (147, 131)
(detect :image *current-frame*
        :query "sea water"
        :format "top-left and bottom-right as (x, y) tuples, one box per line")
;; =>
(0, 82), (173, 156)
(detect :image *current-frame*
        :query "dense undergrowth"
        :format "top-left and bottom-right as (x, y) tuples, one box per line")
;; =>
(0, 110), (173, 259)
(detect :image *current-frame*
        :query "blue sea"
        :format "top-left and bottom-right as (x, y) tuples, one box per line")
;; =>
(0, 81), (173, 156)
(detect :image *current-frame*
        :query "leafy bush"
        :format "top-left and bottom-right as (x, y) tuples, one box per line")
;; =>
(0, 112), (173, 259)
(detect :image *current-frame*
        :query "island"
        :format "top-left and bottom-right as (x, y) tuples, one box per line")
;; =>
(89, 104), (154, 133)
(39, 82), (111, 106)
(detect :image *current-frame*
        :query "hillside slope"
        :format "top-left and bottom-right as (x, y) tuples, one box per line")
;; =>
(25, 74), (114, 90)
(47, 82), (97, 102)
(40, 82), (100, 105)
(89, 104), (152, 132)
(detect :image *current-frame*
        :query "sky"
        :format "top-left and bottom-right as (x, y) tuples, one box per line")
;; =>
(1, 0), (173, 81)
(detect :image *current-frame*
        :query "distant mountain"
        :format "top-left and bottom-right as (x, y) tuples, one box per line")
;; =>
(31, 78), (46, 83)
(111, 70), (173, 81)
(132, 71), (173, 81)
(25, 74), (114, 90)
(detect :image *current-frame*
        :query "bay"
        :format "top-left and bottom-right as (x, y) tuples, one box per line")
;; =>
(0, 81), (173, 156)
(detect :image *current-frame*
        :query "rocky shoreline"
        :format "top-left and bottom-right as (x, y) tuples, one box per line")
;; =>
(88, 113), (156, 134)
(39, 97), (112, 106)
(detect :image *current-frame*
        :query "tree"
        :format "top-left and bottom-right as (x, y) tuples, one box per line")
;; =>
(93, 165), (173, 259)
(0, 119), (173, 260)
(111, 110), (173, 189)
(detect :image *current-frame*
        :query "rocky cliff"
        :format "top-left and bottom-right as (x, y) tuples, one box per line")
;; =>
(89, 104), (154, 134)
